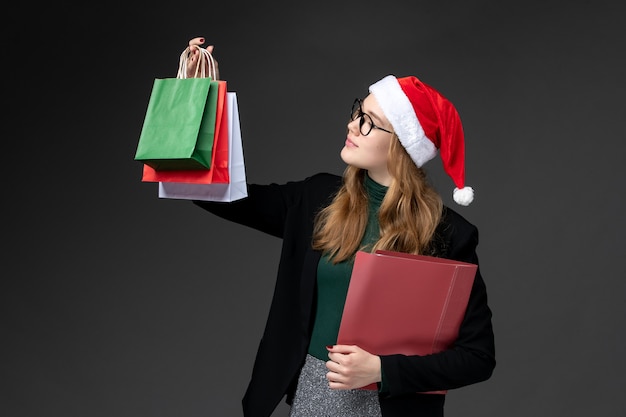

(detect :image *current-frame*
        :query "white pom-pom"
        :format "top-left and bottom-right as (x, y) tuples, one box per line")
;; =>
(453, 186), (474, 206)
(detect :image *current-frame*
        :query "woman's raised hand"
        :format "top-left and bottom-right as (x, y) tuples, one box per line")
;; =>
(185, 37), (219, 79)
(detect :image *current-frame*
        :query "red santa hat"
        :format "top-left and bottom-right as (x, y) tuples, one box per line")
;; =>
(369, 75), (474, 206)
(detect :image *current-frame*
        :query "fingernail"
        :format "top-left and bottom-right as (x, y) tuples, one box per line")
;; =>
(326, 345), (333, 349)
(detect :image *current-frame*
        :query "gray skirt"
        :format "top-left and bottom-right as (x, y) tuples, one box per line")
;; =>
(289, 354), (382, 417)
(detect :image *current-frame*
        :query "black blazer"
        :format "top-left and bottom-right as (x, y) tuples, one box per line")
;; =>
(194, 173), (495, 417)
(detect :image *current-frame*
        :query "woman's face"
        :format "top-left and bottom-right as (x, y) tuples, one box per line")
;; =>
(341, 94), (394, 185)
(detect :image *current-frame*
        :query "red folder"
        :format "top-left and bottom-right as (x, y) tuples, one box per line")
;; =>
(336, 250), (477, 393)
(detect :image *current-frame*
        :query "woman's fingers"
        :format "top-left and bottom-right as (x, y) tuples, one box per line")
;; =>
(184, 38), (218, 79)
(189, 37), (205, 47)
(324, 345), (382, 389)
(185, 48), (201, 78)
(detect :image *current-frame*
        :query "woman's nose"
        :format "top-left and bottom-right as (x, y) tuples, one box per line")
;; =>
(347, 118), (360, 135)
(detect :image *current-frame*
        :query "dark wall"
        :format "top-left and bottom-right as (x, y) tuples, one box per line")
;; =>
(4, 1), (625, 416)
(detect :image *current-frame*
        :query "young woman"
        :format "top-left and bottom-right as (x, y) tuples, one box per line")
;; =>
(186, 38), (495, 417)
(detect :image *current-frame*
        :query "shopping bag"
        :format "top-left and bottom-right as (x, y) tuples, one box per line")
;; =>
(141, 80), (229, 184)
(134, 77), (219, 170)
(158, 92), (247, 202)
(134, 46), (220, 170)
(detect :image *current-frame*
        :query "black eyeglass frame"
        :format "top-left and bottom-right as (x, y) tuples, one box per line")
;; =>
(350, 98), (394, 136)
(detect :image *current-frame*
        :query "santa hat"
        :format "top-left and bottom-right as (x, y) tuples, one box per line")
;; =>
(369, 75), (474, 206)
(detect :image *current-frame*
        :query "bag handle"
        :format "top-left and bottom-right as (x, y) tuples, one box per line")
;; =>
(176, 45), (218, 80)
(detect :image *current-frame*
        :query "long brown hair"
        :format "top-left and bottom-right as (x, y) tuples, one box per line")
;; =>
(312, 134), (443, 263)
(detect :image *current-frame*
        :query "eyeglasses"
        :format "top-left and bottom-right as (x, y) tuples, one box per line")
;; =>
(350, 98), (393, 136)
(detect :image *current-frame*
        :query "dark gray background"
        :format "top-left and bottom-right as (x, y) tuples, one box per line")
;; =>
(3, 1), (625, 416)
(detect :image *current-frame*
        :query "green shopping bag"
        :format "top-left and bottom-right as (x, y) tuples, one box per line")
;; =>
(134, 77), (219, 170)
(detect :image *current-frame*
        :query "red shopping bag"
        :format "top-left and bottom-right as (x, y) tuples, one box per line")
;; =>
(142, 80), (229, 184)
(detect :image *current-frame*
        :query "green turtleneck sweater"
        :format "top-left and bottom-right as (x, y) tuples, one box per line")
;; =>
(308, 174), (388, 359)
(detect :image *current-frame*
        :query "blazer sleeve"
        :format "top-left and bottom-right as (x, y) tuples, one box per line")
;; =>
(192, 173), (341, 239)
(379, 211), (496, 396)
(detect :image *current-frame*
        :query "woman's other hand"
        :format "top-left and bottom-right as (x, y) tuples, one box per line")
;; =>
(325, 345), (382, 390)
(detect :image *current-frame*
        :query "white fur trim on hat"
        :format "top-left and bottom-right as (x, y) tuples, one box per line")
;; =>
(369, 75), (438, 167)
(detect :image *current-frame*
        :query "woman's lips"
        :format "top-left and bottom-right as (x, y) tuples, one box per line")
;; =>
(345, 138), (358, 147)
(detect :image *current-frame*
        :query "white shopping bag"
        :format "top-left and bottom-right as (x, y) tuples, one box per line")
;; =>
(158, 92), (248, 202)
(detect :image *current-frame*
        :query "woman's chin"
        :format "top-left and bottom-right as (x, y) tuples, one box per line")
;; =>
(340, 147), (354, 165)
